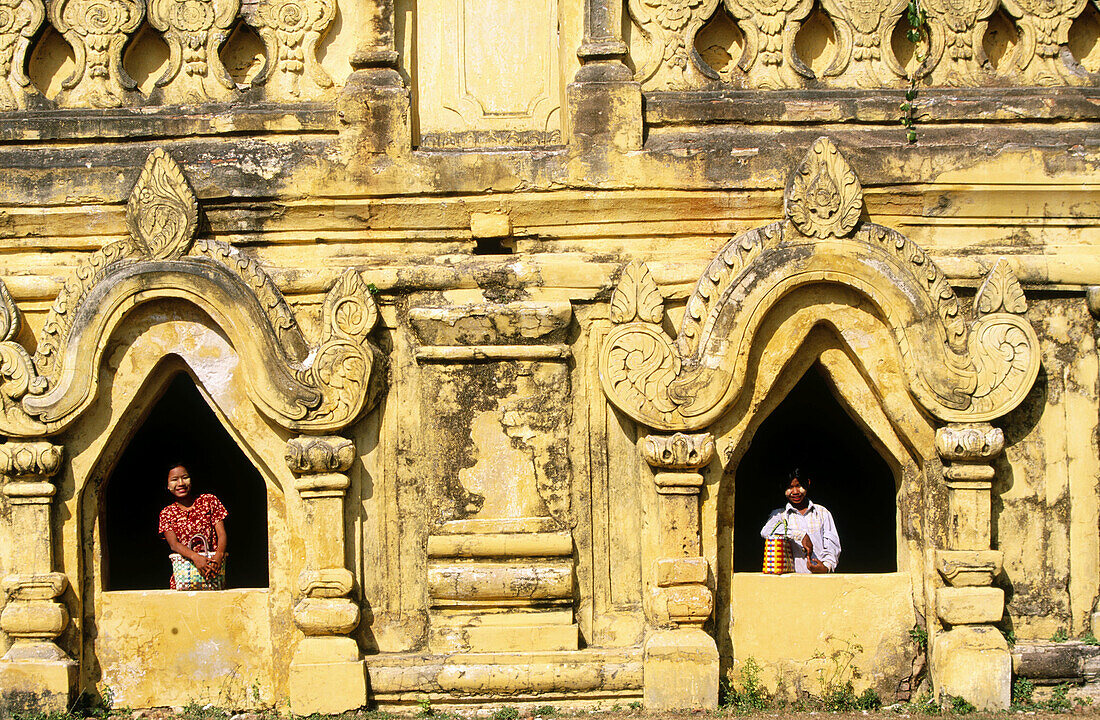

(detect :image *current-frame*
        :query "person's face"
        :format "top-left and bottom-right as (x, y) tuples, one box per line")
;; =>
(785, 477), (808, 505)
(167, 465), (192, 499)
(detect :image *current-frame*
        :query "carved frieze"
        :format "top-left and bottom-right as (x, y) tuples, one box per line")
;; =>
(598, 138), (1041, 430)
(50, 0), (144, 107)
(248, 0), (335, 99)
(1000, 0), (1088, 85)
(147, 0), (240, 103)
(0, 0), (43, 110)
(921, 0), (998, 85)
(629, 0), (720, 89)
(819, 0), (907, 87)
(0, 149), (386, 437)
(724, 0), (815, 88)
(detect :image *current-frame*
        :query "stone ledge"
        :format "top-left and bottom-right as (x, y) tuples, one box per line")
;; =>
(1013, 641), (1100, 684)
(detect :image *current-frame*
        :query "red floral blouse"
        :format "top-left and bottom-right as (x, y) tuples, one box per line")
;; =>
(159, 494), (227, 588)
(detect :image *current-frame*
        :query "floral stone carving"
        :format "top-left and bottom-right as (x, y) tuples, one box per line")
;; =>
(724, 0), (815, 89)
(921, 0), (999, 85)
(0, 149), (386, 437)
(50, 0), (144, 107)
(248, 0), (335, 99)
(147, 0), (240, 104)
(785, 137), (863, 239)
(629, 0), (720, 89)
(1000, 0), (1088, 85)
(599, 137), (1041, 431)
(0, 0), (43, 110)
(819, 0), (907, 87)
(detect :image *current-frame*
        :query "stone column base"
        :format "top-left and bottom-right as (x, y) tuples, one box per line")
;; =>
(932, 626), (1010, 710)
(0, 654), (77, 714)
(566, 70), (642, 152)
(643, 627), (718, 711)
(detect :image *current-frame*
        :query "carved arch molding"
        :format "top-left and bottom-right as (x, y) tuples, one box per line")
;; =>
(0, 148), (386, 438)
(599, 137), (1041, 432)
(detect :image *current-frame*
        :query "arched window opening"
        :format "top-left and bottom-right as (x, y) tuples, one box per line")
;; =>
(102, 372), (269, 590)
(733, 364), (897, 573)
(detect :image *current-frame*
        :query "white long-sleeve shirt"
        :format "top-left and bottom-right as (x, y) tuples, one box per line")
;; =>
(760, 501), (841, 573)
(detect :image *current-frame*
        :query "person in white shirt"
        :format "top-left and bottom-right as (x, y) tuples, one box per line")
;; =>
(759, 468), (841, 573)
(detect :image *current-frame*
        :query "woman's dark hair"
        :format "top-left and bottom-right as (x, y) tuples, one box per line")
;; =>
(786, 467), (812, 486)
(165, 459), (190, 478)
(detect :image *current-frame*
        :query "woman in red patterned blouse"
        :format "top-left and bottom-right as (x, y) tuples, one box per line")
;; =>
(158, 463), (228, 589)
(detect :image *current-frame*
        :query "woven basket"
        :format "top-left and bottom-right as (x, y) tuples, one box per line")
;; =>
(763, 536), (792, 574)
(170, 535), (226, 590)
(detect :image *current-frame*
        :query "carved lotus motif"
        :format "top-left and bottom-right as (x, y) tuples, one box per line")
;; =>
(642, 0), (705, 31)
(249, 0), (335, 98)
(50, 0), (143, 106)
(820, 0), (906, 86)
(724, 0), (814, 87)
(0, 0), (42, 109)
(1001, 0), (1086, 84)
(922, 0), (998, 84)
(126, 149), (199, 260)
(785, 137), (863, 238)
(148, 0), (238, 102)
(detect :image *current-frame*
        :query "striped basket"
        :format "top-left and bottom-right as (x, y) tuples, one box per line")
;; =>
(170, 535), (226, 591)
(763, 536), (792, 574)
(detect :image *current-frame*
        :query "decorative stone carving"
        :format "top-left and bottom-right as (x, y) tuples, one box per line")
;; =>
(785, 137), (863, 239)
(248, 0), (335, 99)
(936, 549), (1004, 586)
(724, 0), (815, 89)
(1000, 0), (1088, 85)
(629, 0), (720, 89)
(936, 423), (1003, 481)
(125, 148), (199, 260)
(286, 435), (356, 474)
(610, 261), (664, 325)
(0, 440), (62, 479)
(147, 0), (240, 104)
(0, 149), (385, 437)
(921, 0), (998, 85)
(0, 0), (43, 110)
(975, 258), (1028, 316)
(50, 0), (144, 107)
(641, 432), (715, 470)
(818, 0), (907, 87)
(598, 138), (1041, 431)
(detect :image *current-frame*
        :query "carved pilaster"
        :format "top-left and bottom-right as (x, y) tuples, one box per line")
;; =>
(248, 0), (335, 100)
(147, 0), (240, 104)
(0, 0), (44, 110)
(567, 0), (641, 150)
(50, 0), (144, 107)
(641, 432), (717, 710)
(931, 423), (1010, 709)
(284, 435), (366, 715)
(0, 441), (75, 712)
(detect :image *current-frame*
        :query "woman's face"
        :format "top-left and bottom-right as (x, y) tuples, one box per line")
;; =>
(167, 465), (192, 499)
(785, 477), (807, 505)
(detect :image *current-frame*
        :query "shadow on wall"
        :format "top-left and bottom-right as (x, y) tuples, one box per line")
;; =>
(101, 373), (270, 591)
(733, 364), (898, 573)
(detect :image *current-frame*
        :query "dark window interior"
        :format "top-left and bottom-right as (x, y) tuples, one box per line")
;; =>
(733, 365), (898, 573)
(102, 373), (269, 590)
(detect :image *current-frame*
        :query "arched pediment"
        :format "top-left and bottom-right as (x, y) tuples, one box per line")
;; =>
(599, 138), (1040, 431)
(0, 149), (386, 437)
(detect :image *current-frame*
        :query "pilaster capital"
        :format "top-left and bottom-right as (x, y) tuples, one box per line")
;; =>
(642, 432), (714, 471)
(2, 573), (68, 601)
(935, 550), (1004, 587)
(286, 435), (355, 475)
(0, 441), (63, 481)
(935, 424), (1004, 463)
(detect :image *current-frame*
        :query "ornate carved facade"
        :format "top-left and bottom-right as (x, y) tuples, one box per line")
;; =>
(0, 0), (1096, 713)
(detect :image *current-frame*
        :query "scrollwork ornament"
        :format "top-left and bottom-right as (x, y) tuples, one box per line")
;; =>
(921, 0), (999, 85)
(295, 269), (384, 431)
(50, 0), (144, 107)
(248, 0), (335, 99)
(1000, 0), (1088, 85)
(628, 0), (721, 89)
(819, 0), (907, 87)
(147, 0), (239, 103)
(724, 0), (815, 88)
(0, 0), (43, 110)
(785, 137), (863, 239)
(126, 148), (199, 260)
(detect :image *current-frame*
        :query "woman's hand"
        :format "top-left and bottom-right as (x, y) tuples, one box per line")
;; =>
(808, 558), (829, 573)
(190, 552), (211, 575)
